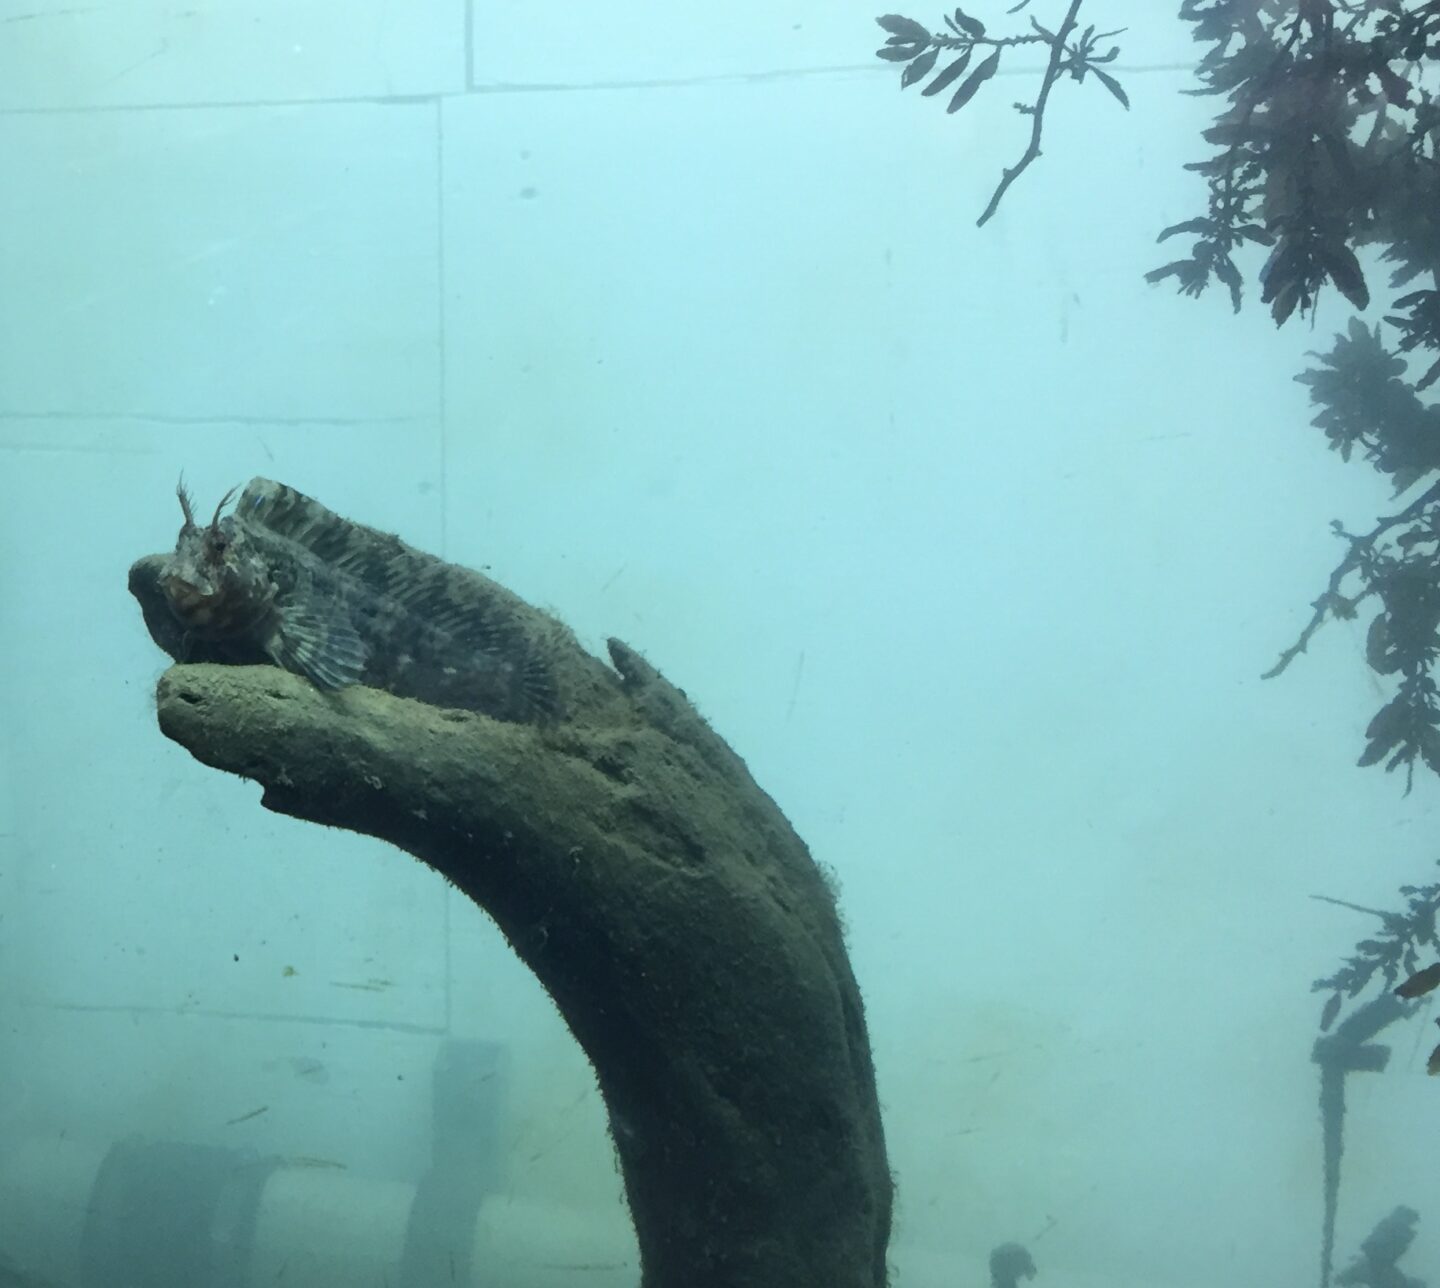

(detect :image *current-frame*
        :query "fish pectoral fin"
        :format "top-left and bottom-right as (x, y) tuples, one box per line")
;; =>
(265, 605), (366, 691)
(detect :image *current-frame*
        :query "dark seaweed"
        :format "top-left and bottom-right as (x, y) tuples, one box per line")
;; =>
(880, 3), (1440, 789)
(1147, 1), (1440, 790)
(875, 3), (1128, 224)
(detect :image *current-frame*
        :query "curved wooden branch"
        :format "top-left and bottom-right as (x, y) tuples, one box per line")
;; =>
(129, 555), (893, 1288)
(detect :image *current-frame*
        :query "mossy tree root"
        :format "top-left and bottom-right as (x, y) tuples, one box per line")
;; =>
(130, 555), (892, 1288)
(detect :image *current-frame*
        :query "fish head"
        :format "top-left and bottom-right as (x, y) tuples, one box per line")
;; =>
(160, 480), (275, 638)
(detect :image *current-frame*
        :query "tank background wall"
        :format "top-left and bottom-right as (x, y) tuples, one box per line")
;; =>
(0, 4), (1436, 1287)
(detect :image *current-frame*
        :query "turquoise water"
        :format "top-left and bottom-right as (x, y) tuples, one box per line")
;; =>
(0, 5), (1435, 1286)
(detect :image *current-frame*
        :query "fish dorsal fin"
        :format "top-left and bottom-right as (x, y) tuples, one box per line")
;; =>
(238, 479), (366, 569)
(264, 598), (367, 691)
(236, 478), (558, 716)
(388, 574), (509, 653)
(238, 478), (514, 657)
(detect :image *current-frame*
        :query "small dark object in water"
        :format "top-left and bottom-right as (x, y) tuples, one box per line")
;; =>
(1335, 1205), (1422, 1287)
(989, 1242), (1036, 1288)
(152, 477), (558, 722)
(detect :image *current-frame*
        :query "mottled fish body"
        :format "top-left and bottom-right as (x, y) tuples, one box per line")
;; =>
(158, 477), (557, 722)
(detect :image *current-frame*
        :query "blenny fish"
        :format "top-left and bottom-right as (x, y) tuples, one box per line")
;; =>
(157, 477), (558, 722)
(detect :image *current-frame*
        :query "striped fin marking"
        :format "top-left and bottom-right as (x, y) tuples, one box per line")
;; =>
(238, 479), (513, 656)
(238, 479), (558, 716)
(266, 594), (368, 691)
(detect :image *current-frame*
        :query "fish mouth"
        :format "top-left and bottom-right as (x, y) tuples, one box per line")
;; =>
(161, 573), (216, 609)
(160, 573), (228, 626)
(160, 567), (275, 639)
